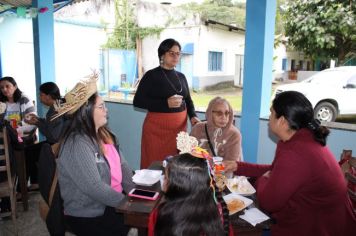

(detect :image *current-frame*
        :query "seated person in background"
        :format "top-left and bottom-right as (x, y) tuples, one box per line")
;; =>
(224, 91), (356, 235)
(0, 76), (38, 194)
(54, 74), (134, 236)
(26, 82), (68, 144)
(25, 82), (70, 191)
(0, 76), (36, 135)
(190, 96), (243, 172)
(148, 152), (233, 236)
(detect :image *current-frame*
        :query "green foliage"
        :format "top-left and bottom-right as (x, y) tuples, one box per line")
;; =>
(103, 0), (163, 49)
(283, 0), (355, 63)
(275, 0), (287, 34)
(121, 81), (131, 88)
(180, 0), (246, 28)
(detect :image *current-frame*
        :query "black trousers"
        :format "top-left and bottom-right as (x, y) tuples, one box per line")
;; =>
(65, 207), (130, 236)
(25, 141), (47, 185)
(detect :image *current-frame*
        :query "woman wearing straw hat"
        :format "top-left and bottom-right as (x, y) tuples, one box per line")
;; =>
(53, 74), (135, 236)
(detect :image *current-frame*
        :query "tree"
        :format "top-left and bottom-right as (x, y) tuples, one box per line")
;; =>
(283, 0), (355, 64)
(180, 0), (246, 28)
(104, 0), (163, 49)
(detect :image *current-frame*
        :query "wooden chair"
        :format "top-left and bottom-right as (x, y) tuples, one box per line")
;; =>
(0, 126), (17, 225)
(340, 150), (356, 210)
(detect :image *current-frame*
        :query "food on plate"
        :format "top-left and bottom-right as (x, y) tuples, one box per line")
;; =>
(226, 199), (245, 212)
(228, 176), (251, 193)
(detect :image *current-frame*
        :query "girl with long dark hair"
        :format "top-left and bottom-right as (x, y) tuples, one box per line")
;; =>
(148, 153), (232, 236)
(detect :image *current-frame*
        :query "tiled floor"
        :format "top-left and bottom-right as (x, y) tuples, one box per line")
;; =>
(0, 192), (137, 236)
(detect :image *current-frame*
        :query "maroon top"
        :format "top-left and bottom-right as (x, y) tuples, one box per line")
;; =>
(237, 128), (356, 235)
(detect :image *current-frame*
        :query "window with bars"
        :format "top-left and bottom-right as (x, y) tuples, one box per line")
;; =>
(208, 51), (223, 71)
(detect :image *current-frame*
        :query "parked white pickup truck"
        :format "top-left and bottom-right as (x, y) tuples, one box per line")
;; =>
(274, 66), (356, 122)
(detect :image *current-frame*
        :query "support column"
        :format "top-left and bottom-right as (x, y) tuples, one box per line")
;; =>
(240, 0), (276, 163)
(32, 0), (55, 117)
(0, 43), (2, 77)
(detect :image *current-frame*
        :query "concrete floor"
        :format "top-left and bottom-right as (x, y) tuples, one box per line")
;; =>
(0, 192), (67, 236)
(0, 192), (137, 236)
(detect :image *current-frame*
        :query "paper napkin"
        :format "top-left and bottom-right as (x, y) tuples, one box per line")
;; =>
(239, 207), (270, 226)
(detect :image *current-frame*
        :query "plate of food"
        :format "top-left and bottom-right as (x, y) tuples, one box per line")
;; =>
(226, 176), (256, 196)
(223, 193), (253, 215)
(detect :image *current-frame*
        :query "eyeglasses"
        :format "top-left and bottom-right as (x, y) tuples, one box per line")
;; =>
(167, 50), (181, 57)
(95, 103), (106, 111)
(212, 110), (230, 117)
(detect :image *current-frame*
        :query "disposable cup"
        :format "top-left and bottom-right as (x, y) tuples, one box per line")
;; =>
(213, 156), (223, 164)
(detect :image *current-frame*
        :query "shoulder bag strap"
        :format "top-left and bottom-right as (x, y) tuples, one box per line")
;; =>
(48, 142), (60, 206)
(204, 123), (217, 156)
(48, 169), (58, 206)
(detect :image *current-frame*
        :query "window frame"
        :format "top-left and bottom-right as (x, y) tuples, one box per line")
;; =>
(208, 51), (223, 72)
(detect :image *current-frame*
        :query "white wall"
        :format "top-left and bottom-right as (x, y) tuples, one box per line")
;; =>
(54, 21), (107, 93)
(273, 43), (287, 80)
(137, 0), (245, 88)
(0, 17), (107, 99)
(195, 25), (245, 76)
(0, 18), (37, 102)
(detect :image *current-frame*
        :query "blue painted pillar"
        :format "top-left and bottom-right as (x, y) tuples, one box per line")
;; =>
(0, 43), (2, 77)
(32, 0), (55, 118)
(240, 0), (276, 163)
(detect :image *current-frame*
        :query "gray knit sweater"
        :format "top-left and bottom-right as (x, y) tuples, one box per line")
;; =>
(57, 133), (134, 217)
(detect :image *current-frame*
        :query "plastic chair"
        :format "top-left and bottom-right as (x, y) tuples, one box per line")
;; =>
(0, 126), (17, 228)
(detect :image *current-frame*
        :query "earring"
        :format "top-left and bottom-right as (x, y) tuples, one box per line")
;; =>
(160, 57), (164, 65)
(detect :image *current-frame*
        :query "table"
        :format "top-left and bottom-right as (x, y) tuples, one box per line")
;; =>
(117, 88), (134, 100)
(116, 161), (271, 236)
(116, 162), (162, 236)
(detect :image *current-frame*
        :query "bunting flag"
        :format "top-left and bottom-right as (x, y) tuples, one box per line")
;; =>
(0, 5), (49, 19)
(0, 4), (12, 12)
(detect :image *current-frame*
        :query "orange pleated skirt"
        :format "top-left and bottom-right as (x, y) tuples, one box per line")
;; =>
(140, 110), (187, 169)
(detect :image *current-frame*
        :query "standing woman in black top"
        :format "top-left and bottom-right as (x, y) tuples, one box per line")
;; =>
(134, 38), (200, 168)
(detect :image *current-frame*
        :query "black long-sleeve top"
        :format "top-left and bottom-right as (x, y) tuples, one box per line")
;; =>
(37, 106), (69, 144)
(133, 66), (197, 119)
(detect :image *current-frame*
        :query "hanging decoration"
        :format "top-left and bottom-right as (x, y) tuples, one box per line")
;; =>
(16, 7), (26, 17)
(0, 4), (12, 12)
(0, 5), (50, 19)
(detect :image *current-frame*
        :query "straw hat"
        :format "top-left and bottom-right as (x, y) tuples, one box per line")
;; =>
(51, 72), (98, 120)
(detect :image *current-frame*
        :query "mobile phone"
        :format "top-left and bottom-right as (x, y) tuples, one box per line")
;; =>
(128, 188), (159, 201)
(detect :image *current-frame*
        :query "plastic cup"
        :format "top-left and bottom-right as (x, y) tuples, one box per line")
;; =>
(213, 156), (223, 165)
(225, 171), (234, 179)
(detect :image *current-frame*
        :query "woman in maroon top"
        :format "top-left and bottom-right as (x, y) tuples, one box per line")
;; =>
(225, 91), (356, 236)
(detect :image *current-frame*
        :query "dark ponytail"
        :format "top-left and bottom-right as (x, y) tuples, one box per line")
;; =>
(307, 119), (330, 146)
(273, 91), (330, 146)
